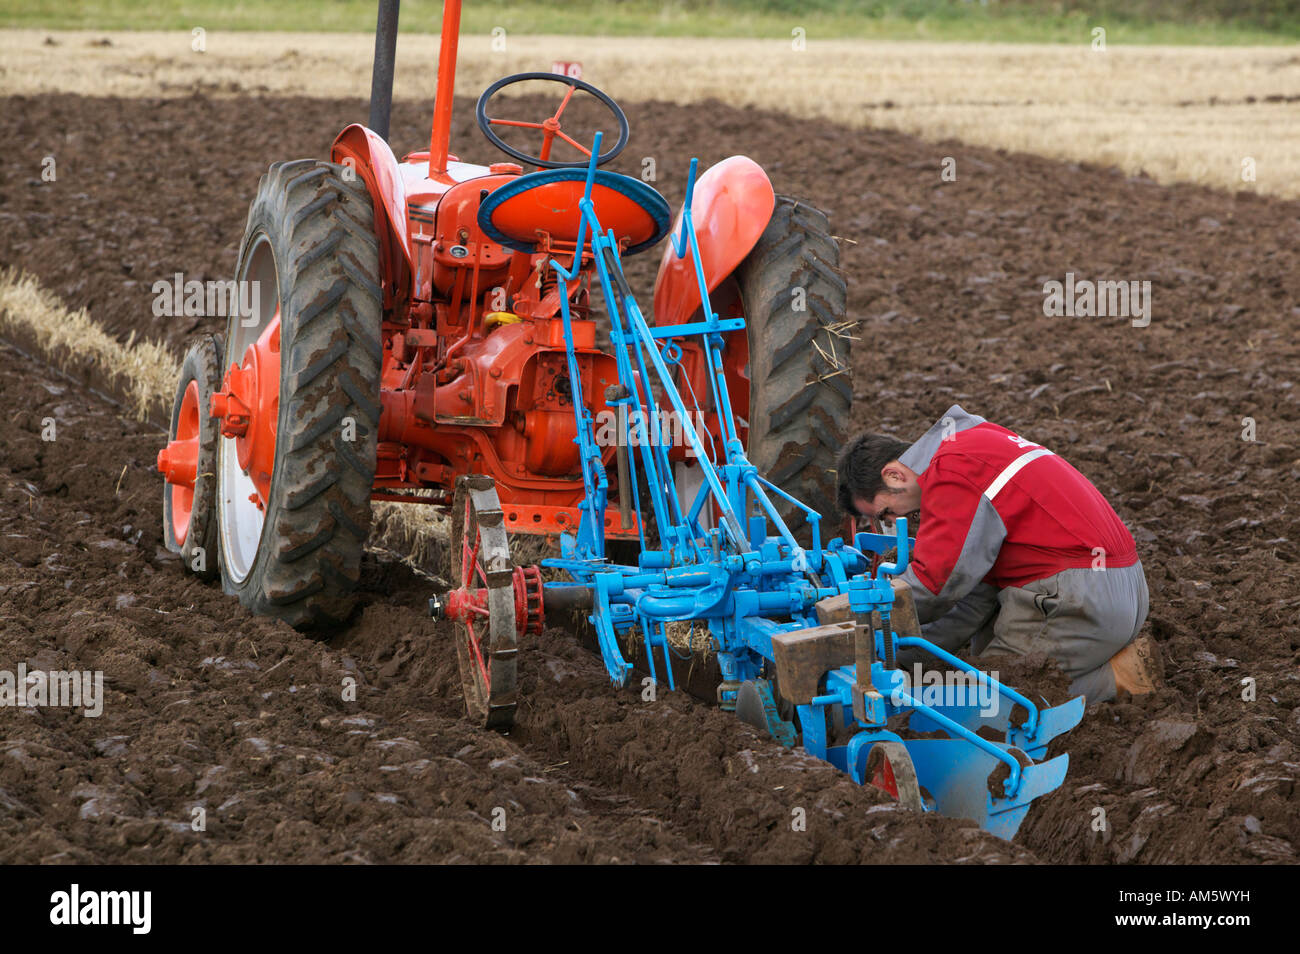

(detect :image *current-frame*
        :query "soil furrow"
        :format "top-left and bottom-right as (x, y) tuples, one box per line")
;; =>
(0, 342), (721, 862)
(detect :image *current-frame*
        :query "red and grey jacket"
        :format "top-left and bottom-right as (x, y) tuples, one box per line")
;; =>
(897, 405), (1139, 623)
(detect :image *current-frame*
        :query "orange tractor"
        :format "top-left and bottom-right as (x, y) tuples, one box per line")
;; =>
(157, 4), (1095, 836)
(158, 0), (849, 632)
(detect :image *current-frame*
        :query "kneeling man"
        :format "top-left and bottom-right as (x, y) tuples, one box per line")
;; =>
(837, 405), (1160, 703)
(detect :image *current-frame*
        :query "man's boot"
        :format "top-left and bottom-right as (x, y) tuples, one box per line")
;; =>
(1109, 634), (1164, 701)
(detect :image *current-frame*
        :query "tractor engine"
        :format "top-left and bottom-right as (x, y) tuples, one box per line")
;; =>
(367, 160), (623, 538)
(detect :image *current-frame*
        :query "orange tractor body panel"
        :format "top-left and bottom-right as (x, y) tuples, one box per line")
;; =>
(653, 155), (775, 460)
(329, 123), (641, 537)
(652, 155), (775, 328)
(331, 124), (415, 314)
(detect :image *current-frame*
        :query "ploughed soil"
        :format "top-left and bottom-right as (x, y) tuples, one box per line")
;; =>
(0, 91), (1297, 863)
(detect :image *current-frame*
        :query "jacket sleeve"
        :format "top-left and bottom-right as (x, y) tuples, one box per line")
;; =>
(899, 459), (1007, 624)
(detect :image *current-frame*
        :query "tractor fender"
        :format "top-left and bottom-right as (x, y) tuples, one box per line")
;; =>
(330, 124), (414, 306)
(652, 155), (776, 327)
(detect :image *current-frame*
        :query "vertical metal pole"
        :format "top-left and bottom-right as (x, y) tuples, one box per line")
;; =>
(368, 0), (400, 141)
(429, 0), (463, 176)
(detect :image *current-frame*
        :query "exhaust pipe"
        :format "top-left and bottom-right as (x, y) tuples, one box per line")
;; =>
(368, 0), (400, 141)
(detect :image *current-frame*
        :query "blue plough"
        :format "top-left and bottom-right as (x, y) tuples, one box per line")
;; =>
(489, 136), (1084, 839)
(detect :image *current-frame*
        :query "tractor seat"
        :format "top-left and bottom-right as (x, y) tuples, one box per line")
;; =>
(477, 168), (671, 257)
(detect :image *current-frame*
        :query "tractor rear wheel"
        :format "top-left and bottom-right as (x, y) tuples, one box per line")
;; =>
(732, 196), (851, 539)
(215, 159), (382, 631)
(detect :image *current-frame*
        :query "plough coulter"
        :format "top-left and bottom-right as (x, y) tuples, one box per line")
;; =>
(157, 0), (1083, 839)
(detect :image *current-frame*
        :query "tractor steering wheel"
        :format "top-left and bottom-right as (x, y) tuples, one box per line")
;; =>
(475, 72), (629, 169)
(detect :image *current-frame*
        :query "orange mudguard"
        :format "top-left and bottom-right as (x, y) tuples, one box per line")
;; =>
(652, 155), (775, 327)
(331, 124), (414, 308)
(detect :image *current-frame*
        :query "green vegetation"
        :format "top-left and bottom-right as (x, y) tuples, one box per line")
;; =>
(2, 0), (1297, 43)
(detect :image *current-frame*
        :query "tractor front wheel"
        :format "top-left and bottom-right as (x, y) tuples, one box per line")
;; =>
(215, 159), (382, 631)
(160, 333), (223, 580)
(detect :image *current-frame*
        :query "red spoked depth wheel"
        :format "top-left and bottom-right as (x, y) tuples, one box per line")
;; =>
(449, 475), (519, 730)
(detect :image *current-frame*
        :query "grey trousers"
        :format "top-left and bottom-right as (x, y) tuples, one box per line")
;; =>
(910, 561), (1150, 704)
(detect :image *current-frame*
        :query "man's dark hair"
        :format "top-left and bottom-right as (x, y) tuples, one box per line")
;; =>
(836, 433), (910, 515)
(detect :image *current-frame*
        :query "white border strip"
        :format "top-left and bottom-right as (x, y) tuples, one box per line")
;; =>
(984, 447), (1054, 500)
